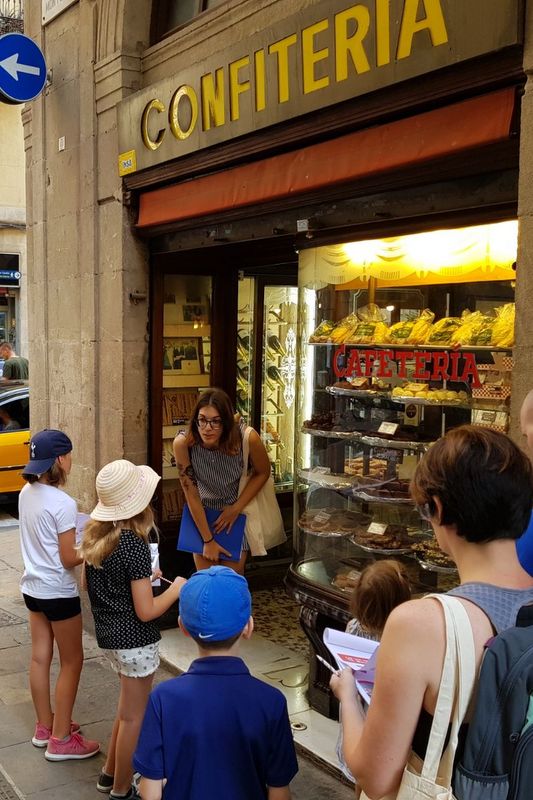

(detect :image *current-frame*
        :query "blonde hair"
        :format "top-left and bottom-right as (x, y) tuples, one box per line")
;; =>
(79, 507), (155, 568)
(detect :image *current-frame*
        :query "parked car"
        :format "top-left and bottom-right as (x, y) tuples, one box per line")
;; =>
(0, 384), (29, 494)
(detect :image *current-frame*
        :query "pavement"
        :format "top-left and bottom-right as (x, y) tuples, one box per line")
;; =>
(0, 516), (354, 799)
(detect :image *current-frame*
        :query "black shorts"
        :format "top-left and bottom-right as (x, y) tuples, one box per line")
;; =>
(23, 594), (81, 622)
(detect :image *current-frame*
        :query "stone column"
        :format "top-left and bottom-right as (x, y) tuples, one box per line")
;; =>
(510, 0), (533, 441)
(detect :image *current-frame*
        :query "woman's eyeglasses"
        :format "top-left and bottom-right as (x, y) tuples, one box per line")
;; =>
(197, 416), (222, 430)
(416, 502), (433, 521)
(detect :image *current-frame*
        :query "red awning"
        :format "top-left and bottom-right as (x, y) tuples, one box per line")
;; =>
(137, 88), (516, 229)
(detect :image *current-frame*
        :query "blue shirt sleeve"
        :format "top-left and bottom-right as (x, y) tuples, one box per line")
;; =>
(133, 693), (165, 780)
(516, 511), (533, 577)
(265, 694), (299, 787)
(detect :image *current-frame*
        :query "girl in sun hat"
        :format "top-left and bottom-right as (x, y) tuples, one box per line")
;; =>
(18, 429), (100, 761)
(79, 459), (187, 800)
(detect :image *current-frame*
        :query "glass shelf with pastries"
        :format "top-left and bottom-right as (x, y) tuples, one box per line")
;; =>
(287, 221), (518, 718)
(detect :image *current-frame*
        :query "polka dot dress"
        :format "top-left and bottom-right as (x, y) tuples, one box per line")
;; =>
(85, 529), (161, 650)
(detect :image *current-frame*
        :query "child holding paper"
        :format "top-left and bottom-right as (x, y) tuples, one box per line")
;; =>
(80, 460), (186, 799)
(337, 559), (411, 781)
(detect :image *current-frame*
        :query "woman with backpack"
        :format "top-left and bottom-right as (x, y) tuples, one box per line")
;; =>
(331, 425), (533, 800)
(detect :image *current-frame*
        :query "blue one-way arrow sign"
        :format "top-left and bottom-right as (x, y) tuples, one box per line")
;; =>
(0, 33), (47, 104)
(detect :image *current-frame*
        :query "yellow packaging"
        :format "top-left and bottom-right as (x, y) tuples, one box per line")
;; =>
(388, 309), (435, 345)
(329, 313), (359, 343)
(491, 303), (515, 348)
(351, 303), (389, 344)
(426, 317), (461, 345)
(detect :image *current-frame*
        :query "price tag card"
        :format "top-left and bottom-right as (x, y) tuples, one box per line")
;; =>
(378, 421), (399, 436)
(313, 511), (331, 524)
(367, 522), (388, 536)
(398, 455), (418, 480)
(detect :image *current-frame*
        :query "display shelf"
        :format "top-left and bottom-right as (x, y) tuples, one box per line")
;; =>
(301, 427), (430, 453)
(163, 374), (210, 389)
(164, 323), (211, 337)
(162, 424), (187, 438)
(326, 386), (389, 399)
(298, 469), (358, 490)
(308, 341), (512, 353)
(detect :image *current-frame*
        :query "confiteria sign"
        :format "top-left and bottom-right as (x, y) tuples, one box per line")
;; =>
(117, 0), (522, 173)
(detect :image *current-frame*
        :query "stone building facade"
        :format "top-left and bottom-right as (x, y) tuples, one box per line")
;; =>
(23, 0), (533, 511)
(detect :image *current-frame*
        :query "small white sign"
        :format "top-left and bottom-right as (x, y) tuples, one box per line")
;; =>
(378, 421), (399, 436)
(42, 0), (78, 26)
(313, 511), (331, 525)
(367, 522), (388, 536)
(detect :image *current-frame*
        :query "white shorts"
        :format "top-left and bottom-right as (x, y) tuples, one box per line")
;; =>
(104, 642), (160, 678)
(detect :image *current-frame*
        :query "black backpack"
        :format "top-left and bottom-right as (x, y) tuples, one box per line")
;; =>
(454, 607), (533, 800)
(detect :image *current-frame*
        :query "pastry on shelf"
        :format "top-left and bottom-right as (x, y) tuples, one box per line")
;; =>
(332, 568), (360, 591)
(412, 539), (457, 570)
(303, 411), (336, 430)
(354, 523), (411, 550)
(309, 319), (336, 342)
(299, 508), (371, 535)
(345, 457), (389, 478)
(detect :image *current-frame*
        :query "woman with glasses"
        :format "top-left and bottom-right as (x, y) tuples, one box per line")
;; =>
(173, 388), (271, 574)
(330, 425), (533, 799)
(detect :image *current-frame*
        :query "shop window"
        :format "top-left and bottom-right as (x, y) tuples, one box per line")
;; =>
(152, 0), (227, 41)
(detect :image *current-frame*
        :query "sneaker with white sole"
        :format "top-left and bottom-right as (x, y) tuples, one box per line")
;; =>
(45, 731), (100, 761)
(97, 771), (114, 793)
(32, 720), (80, 748)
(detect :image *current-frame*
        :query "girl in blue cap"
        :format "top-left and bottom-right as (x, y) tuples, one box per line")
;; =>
(18, 429), (100, 761)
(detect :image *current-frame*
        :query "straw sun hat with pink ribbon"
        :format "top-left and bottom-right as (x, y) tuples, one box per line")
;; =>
(90, 459), (160, 522)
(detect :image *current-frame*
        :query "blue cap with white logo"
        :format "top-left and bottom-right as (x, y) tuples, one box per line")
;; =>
(179, 565), (251, 642)
(23, 429), (72, 476)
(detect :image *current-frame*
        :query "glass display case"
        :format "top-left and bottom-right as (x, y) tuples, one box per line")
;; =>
(236, 278), (298, 495)
(286, 222), (516, 717)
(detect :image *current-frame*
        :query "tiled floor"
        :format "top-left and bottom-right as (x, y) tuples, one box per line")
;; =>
(251, 587), (309, 658)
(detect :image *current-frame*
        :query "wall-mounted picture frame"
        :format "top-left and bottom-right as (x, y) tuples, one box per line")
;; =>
(182, 304), (209, 324)
(163, 337), (203, 374)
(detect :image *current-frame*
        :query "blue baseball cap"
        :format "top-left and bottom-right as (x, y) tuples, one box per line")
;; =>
(23, 429), (72, 476)
(179, 566), (252, 642)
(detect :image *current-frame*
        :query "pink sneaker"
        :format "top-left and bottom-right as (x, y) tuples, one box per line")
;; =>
(45, 731), (100, 761)
(32, 720), (81, 748)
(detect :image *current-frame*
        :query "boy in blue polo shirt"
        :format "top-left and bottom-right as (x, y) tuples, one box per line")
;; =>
(133, 565), (298, 800)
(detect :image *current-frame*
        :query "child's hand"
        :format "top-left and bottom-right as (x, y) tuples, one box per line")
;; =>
(172, 576), (187, 591)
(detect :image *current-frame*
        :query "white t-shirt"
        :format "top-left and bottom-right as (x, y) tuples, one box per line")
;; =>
(19, 482), (78, 599)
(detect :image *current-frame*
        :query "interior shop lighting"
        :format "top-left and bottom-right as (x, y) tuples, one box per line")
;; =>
(341, 220), (518, 281)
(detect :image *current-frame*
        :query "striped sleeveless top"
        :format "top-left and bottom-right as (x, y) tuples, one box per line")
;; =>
(178, 419), (246, 510)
